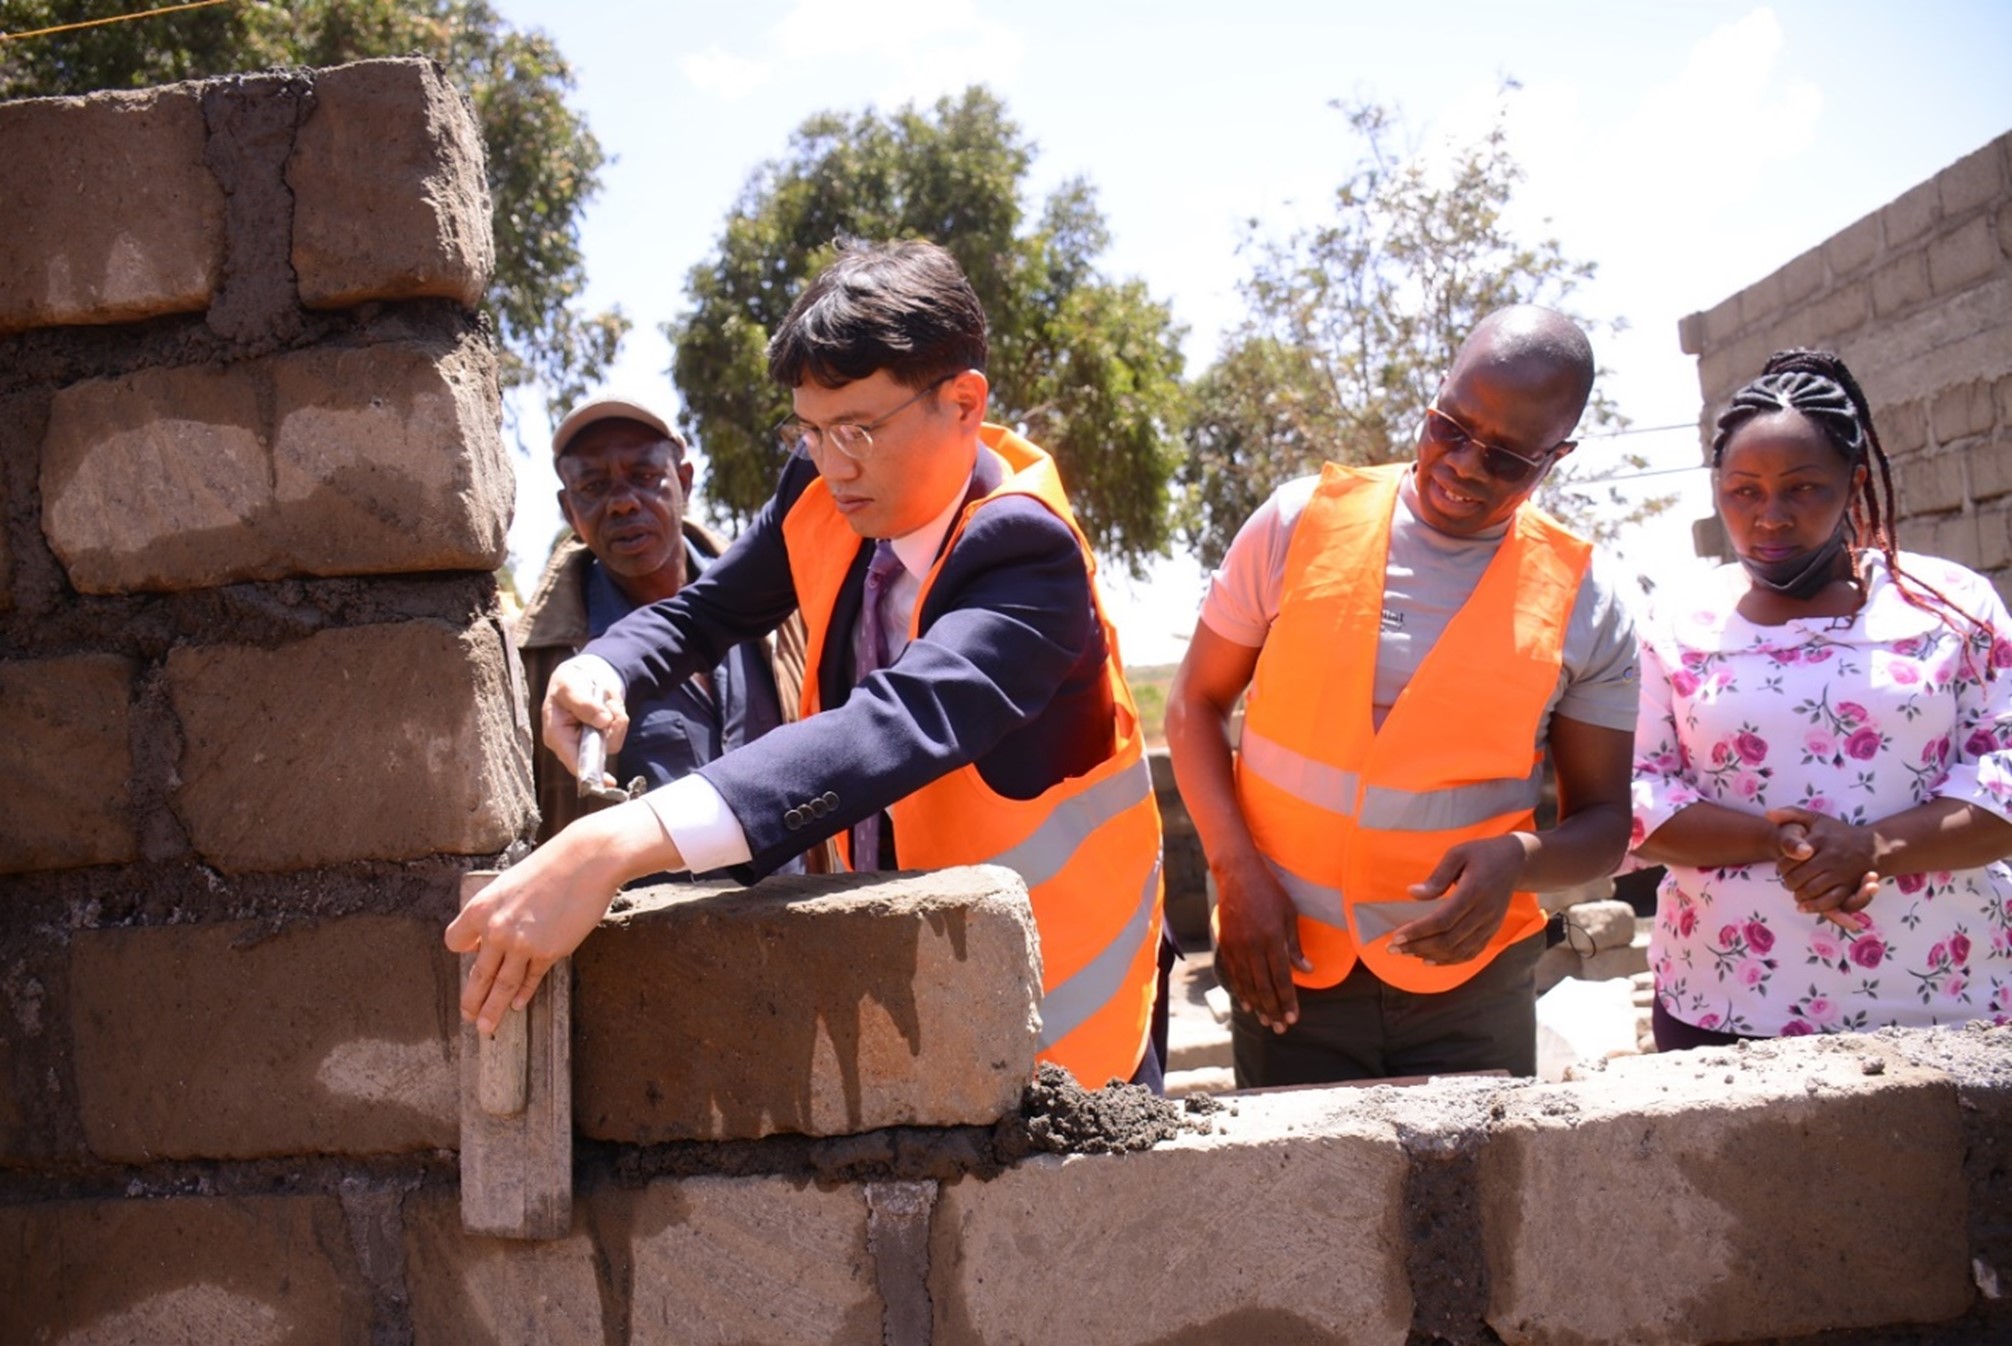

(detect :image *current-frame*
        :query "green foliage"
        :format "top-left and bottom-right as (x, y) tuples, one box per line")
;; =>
(0, 0), (627, 415)
(1180, 90), (1666, 569)
(668, 87), (1187, 574)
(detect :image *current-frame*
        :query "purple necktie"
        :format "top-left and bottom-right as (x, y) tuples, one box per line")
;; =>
(849, 541), (904, 870)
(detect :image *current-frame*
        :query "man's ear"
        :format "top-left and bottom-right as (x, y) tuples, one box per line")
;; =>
(947, 369), (990, 431)
(556, 487), (581, 535)
(676, 458), (695, 499)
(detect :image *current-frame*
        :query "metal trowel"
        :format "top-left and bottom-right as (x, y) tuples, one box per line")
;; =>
(575, 724), (647, 803)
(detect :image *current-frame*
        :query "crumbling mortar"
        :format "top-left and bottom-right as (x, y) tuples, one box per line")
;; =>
(0, 852), (494, 941)
(1396, 1102), (1505, 1346)
(200, 70), (315, 349)
(0, 1151), (453, 1208)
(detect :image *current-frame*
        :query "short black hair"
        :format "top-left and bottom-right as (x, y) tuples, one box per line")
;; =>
(766, 238), (988, 390)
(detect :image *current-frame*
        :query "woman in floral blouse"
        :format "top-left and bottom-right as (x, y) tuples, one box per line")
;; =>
(1631, 349), (2012, 1048)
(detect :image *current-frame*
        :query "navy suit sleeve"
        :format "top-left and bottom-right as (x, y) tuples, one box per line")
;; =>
(585, 457), (816, 701)
(698, 495), (1097, 878)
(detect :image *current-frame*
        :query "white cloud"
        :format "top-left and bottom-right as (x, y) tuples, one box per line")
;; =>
(773, 0), (1025, 103)
(682, 43), (774, 101)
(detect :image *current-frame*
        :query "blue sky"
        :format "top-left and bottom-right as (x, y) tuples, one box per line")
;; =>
(493, 0), (2012, 662)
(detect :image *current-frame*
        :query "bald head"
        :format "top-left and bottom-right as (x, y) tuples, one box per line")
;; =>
(1447, 306), (1596, 441)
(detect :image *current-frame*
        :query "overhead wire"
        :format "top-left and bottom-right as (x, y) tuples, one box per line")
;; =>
(0, 0), (232, 44)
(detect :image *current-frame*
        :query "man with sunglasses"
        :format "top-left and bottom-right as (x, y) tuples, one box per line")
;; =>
(1166, 305), (1639, 1086)
(451, 240), (1168, 1091)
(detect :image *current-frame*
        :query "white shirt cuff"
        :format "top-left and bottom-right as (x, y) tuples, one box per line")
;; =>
(643, 773), (753, 873)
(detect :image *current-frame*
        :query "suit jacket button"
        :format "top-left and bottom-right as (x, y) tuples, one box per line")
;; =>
(809, 797), (828, 818)
(785, 808), (804, 830)
(821, 791), (838, 808)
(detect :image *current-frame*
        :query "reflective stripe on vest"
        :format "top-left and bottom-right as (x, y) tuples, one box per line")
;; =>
(1037, 855), (1162, 1049)
(1242, 725), (1545, 831)
(991, 756), (1153, 889)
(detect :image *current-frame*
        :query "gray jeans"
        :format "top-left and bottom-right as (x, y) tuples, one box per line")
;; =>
(1230, 934), (1543, 1087)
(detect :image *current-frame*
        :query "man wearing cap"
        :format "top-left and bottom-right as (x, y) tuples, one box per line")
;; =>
(515, 393), (805, 854)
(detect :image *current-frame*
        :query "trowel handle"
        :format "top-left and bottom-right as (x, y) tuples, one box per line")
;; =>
(576, 724), (609, 798)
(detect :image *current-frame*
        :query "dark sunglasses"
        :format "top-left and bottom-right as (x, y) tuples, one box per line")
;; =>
(1422, 405), (1574, 484)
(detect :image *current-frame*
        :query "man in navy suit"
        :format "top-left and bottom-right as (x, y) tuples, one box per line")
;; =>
(450, 240), (1167, 1088)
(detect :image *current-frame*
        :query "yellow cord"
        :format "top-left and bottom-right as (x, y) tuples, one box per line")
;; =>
(1, 0), (235, 44)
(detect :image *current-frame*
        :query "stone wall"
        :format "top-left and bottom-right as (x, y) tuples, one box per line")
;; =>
(1679, 132), (2012, 590)
(4, 63), (2009, 1346)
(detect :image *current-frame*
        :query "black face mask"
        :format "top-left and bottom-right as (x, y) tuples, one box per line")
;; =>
(1739, 520), (1852, 601)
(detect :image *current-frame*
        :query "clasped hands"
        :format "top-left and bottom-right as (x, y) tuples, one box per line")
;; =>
(1214, 834), (1526, 1034)
(445, 656), (673, 1036)
(1763, 806), (1878, 931)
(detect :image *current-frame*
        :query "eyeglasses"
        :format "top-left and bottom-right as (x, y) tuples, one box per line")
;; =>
(1421, 404), (1574, 484)
(774, 372), (958, 462)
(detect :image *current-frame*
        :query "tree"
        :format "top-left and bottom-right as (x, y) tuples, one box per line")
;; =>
(1179, 92), (1667, 569)
(0, 0), (626, 415)
(668, 87), (1187, 574)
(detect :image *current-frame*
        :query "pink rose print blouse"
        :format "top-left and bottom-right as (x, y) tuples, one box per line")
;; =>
(1632, 551), (2012, 1037)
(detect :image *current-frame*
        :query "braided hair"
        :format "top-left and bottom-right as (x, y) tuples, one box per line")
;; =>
(1710, 348), (1994, 654)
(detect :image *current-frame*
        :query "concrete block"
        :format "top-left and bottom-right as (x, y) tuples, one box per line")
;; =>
(269, 338), (510, 571)
(1736, 270), (1783, 332)
(290, 59), (494, 310)
(1562, 899), (1635, 953)
(1697, 330), (1773, 410)
(1700, 290), (1744, 349)
(1823, 212), (1881, 279)
(1674, 310), (1704, 357)
(1872, 251), (1933, 319)
(1929, 215), (2003, 297)
(168, 620), (531, 871)
(1481, 1036), (1971, 1345)
(574, 867), (1041, 1142)
(41, 362), (266, 592)
(1882, 397), (1932, 456)
(1972, 433), (2012, 503)
(1884, 178), (1943, 249)
(1940, 140), (2007, 218)
(0, 87), (224, 332)
(1578, 940), (1650, 981)
(1976, 501), (2012, 573)
(0, 655), (138, 874)
(1876, 1024), (2012, 1297)
(40, 335), (508, 593)
(0, 1195), (370, 1344)
(931, 1089), (1413, 1344)
(1934, 378), (1998, 445)
(1780, 246), (1827, 306)
(1922, 512), (1983, 572)
(1897, 448), (1971, 516)
(68, 914), (458, 1161)
(1800, 280), (1871, 343)
(402, 1187), (606, 1346)
(628, 1176), (880, 1345)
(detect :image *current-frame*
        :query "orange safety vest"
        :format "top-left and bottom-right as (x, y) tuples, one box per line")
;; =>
(780, 425), (1164, 1085)
(1236, 462), (1589, 992)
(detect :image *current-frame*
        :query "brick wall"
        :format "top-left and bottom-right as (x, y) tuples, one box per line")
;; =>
(0, 48), (531, 1307)
(1680, 133), (2012, 592)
